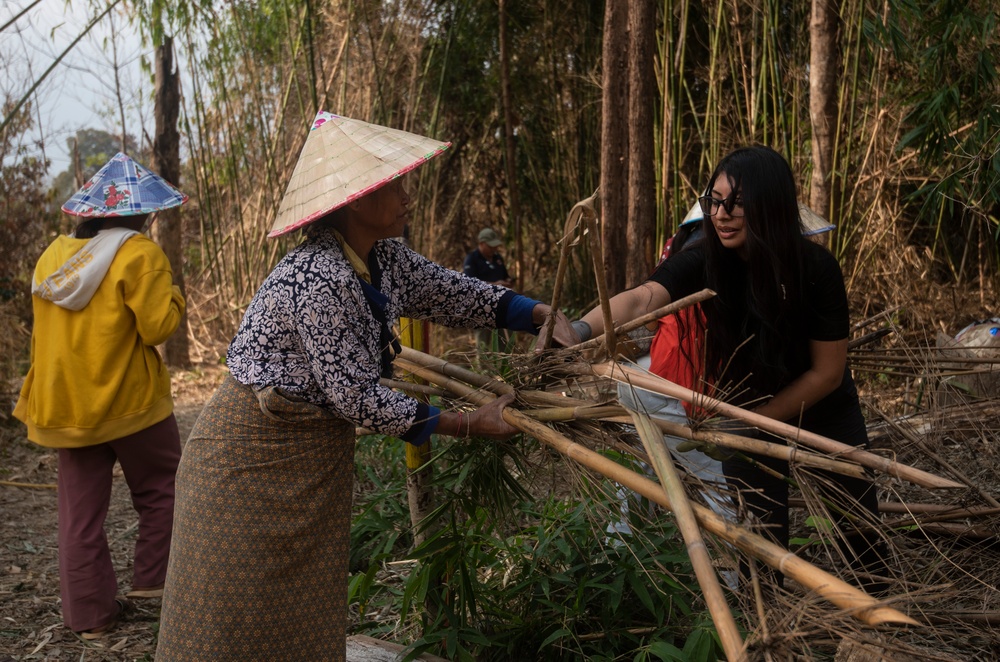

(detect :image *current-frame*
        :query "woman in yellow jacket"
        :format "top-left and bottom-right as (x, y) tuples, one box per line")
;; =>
(14, 153), (188, 639)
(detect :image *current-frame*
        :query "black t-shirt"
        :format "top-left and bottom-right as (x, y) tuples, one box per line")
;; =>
(648, 240), (864, 439)
(463, 249), (510, 283)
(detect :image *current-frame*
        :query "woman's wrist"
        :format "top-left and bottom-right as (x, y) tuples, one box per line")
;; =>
(571, 320), (592, 341)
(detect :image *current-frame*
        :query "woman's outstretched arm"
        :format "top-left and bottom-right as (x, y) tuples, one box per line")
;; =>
(577, 281), (672, 338)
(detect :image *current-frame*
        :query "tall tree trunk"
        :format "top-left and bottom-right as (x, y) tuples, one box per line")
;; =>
(499, 0), (522, 290)
(601, 0), (630, 295)
(809, 0), (840, 225)
(626, 0), (656, 287)
(152, 36), (191, 368)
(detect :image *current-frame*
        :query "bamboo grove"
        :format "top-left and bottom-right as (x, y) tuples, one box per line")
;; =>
(28, 0), (985, 346)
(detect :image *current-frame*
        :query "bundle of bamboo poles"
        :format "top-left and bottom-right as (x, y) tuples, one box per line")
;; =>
(392, 345), (934, 662)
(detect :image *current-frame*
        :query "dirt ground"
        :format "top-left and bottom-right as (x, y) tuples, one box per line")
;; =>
(0, 365), (225, 661)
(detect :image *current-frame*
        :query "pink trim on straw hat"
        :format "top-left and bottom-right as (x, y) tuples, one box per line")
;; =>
(268, 112), (451, 237)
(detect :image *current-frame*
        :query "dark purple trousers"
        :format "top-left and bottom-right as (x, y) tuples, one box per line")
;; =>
(57, 414), (181, 632)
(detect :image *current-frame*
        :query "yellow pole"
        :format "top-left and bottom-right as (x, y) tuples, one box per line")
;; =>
(399, 317), (434, 546)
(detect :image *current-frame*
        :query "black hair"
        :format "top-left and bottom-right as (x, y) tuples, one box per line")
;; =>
(305, 206), (349, 238)
(699, 145), (809, 398)
(73, 219), (106, 239)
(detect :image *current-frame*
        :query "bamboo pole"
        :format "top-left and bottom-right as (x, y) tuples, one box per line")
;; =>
(381, 378), (448, 398)
(630, 408), (748, 661)
(394, 365), (864, 478)
(603, 414), (867, 479)
(591, 361), (964, 490)
(398, 351), (918, 627)
(526, 405), (630, 422)
(566, 288), (715, 353)
(397, 345), (595, 407)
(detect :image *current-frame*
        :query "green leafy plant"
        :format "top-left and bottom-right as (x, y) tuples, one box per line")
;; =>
(350, 432), (725, 661)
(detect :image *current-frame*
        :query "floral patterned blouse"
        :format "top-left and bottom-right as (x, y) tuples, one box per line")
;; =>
(227, 228), (538, 445)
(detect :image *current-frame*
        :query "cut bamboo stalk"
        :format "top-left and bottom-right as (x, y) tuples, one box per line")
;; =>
(630, 408), (748, 661)
(592, 361), (964, 490)
(397, 345), (594, 407)
(525, 405), (629, 422)
(398, 346), (513, 395)
(399, 353), (918, 627)
(567, 288), (716, 353)
(603, 414), (867, 479)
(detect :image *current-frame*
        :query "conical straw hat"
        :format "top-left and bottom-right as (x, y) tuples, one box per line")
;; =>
(798, 202), (835, 236)
(268, 112), (451, 237)
(62, 152), (188, 217)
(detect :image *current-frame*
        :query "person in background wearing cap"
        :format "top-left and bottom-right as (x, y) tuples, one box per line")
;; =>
(464, 228), (515, 352)
(464, 227), (514, 288)
(155, 112), (576, 661)
(13, 153), (188, 640)
(555, 145), (885, 592)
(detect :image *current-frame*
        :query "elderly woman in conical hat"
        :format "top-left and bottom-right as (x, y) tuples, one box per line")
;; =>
(155, 112), (575, 661)
(13, 153), (188, 639)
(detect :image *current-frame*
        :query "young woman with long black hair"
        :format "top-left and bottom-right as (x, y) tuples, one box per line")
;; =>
(566, 145), (885, 589)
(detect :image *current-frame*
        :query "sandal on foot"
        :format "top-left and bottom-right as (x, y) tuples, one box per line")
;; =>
(78, 597), (133, 640)
(126, 583), (164, 599)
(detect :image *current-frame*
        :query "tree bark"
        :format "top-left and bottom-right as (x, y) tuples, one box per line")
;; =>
(601, 0), (629, 294)
(626, 0), (656, 287)
(152, 36), (191, 368)
(809, 0), (840, 224)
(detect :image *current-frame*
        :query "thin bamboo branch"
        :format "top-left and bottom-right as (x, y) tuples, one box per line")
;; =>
(866, 402), (999, 506)
(380, 378), (447, 398)
(0, 480), (57, 490)
(603, 415), (866, 479)
(0, 0), (122, 135)
(585, 210), (617, 359)
(630, 408), (748, 661)
(591, 361), (965, 490)
(566, 288), (715, 353)
(541, 189), (598, 350)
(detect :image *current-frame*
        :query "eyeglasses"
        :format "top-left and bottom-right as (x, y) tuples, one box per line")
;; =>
(698, 194), (744, 217)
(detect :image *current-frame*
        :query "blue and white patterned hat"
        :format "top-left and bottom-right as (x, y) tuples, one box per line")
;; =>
(62, 152), (188, 218)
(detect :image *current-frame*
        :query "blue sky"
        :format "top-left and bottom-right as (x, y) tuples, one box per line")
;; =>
(2, 0), (150, 177)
